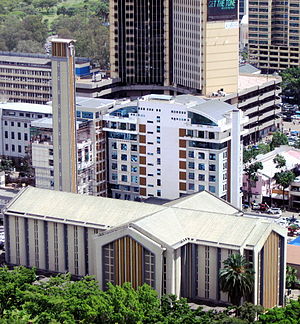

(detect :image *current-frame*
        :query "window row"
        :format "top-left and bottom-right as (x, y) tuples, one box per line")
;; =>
(4, 131), (28, 141)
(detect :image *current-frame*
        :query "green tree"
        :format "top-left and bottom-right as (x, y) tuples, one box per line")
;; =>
(270, 132), (289, 150)
(0, 158), (13, 172)
(259, 298), (300, 323)
(274, 170), (295, 208)
(257, 143), (271, 155)
(273, 154), (286, 169)
(32, 0), (59, 14)
(0, 14), (48, 52)
(286, 266), (299, 292)
(51, 14), (109, 69)
(280, 67), (300, 104)
(235, 302), (264, 323)
(0, 266), (36, 315)
(244, 161), (263, 204)
(220, 254), (254, 306)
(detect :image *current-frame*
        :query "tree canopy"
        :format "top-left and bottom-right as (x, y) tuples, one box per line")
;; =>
(270, 132), (288, 150)
(0, 0), (109, 68)
(280, 67), (300, 104)
(0, 266), (300, 323)
(273, 154), (286, 169)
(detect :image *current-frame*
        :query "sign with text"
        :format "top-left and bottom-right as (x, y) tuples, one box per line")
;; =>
(207, 0), (238, 21)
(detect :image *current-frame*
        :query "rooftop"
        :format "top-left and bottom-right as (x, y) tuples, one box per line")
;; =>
(238, 74), (280, 91)
(0, 97), (115, 114)
(256, 146), (300, 178)
(0, 102), (51, 114)
(287, 244), (300, 265)
(5, 187), (284, 249)
(239, 63), (260, 75)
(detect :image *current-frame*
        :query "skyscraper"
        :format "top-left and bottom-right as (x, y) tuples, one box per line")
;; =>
(109, 0), (170, 87)
(110, 0), (239, 96)
(51, 39), (78, 193)
(249, 0), (300, 73)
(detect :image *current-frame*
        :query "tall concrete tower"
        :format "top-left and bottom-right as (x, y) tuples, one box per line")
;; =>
(51, 38), (77, 193)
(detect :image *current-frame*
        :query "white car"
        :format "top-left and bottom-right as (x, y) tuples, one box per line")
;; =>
(268, 208), (282, 216)
(291, 115), (300, 120)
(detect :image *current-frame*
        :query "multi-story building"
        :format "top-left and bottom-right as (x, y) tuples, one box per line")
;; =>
(104, 94), (247, 207)
(30, 97), (115, 196)
(0, 102), (51, 158)
(31, 118), (95, 195)
(249, 0), (300, 73)
(110, 0), (239, 96)
(4, 186), (286, 308)
(220, 73), (281, 144)
(0, 97), (115, 196)
(0, 51), (91, 104)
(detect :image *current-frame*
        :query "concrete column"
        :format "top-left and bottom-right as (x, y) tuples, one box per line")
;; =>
(230, 108), (242, 209)
(166, 249), (176, 295)
(174, 248), (181, 297)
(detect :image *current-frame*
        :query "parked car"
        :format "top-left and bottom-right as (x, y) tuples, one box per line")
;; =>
(291, 115), (300, 120)
(268, 207), (282, 216)
(251, 202), (260, 210)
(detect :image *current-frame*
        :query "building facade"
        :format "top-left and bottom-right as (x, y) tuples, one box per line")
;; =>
(104, 94), (247, 207)
(249, 0), (300, 73)
(220, 73), (281, 144)
(0, 102), (51, 158)
(3, 187), (287, 309)
(0, 51), (91, 104)
(30, 97), (115, 196)
(110, 0), (239, 96)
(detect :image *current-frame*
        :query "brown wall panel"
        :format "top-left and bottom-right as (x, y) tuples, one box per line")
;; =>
(140, 156), (146, 165)
(140, 187), (147, 196)
(179, 128), (186, 137)
(140, 177), (146, 186)
(139, 124), (146, 133)
(179, 161), (186, 169)
(139, 145), (146, 154)
(262, 232), (279, 308)
(179, 150), (186, 158)
(140, 135), (146, 143)
(113, 237), (144, 289)
(140, 167), (146, 175)
(179, 172), (186, 180)
(179, 182), (186, 191)
(179, 139), (186, 148)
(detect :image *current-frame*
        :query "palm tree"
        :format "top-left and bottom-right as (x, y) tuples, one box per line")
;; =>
(219, 253), (254, 306)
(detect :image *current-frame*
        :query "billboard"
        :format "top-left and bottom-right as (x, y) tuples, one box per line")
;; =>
(207, 0), (238, 22)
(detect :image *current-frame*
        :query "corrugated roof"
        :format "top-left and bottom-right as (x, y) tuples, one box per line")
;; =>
(5, 187), (279, 249)
(133, 208), (270, 248)
(164, 191), (239, 214)
(5, 187), (165, 228)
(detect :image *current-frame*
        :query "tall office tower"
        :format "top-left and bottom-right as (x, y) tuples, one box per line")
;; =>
(110, 0), (239, 96)
(249, 0), (300, 73)
(109, 0), (170, 88)
(51, 39), (78, 193)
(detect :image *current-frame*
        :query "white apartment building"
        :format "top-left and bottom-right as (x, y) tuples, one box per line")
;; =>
(31, 97), (116, 196)
(104, 95), (247, 207)
(31, 118), (94, 195)
(0, 102), (51, 158)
